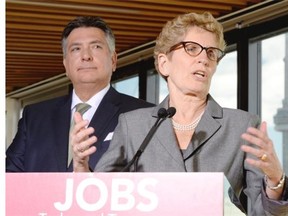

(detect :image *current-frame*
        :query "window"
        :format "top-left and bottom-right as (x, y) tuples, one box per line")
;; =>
(159, 76), (168, 103)
(112, 76), (139, 98)
(262, 32), (287, 166)
(210, 51), (237, 108)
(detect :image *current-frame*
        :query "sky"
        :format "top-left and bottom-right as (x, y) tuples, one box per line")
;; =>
(261, 34), (286, 165)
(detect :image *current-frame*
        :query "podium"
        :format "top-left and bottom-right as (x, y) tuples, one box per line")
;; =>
(6, 172), (224, 216)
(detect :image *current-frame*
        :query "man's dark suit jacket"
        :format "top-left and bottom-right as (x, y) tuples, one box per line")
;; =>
(6, 86), (154, 172)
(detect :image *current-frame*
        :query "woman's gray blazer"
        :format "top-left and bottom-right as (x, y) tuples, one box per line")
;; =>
(95, 95), (288, 215)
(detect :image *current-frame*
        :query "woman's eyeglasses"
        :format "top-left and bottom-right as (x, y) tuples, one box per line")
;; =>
(168, 41), (225, 62)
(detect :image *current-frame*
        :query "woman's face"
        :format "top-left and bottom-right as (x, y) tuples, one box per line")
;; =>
(158, 26), (219, 99)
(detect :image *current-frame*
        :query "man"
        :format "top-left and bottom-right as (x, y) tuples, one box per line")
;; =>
(6, 16), (154, 172)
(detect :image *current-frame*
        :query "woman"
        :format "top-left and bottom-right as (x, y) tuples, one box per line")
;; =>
(72, 12), (287, 215)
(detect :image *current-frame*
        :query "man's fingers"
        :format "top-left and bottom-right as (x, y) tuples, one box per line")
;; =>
(74, 111), (83, 123)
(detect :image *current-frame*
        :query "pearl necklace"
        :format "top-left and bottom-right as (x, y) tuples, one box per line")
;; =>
(172, 111), (204, 131)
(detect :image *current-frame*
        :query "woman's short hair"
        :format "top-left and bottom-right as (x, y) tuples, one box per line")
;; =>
(154, 12), (226, 75)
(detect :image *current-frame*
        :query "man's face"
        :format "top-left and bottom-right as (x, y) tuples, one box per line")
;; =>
(63, 27), (117, 90)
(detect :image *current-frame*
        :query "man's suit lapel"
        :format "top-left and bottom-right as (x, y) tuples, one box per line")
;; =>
(89, 102), (118, 139)
(88, 87), (120, 168)
(52, 95), (72, 171)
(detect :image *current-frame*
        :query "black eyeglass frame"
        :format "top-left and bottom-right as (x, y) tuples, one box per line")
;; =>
(168, 41), (225, 62)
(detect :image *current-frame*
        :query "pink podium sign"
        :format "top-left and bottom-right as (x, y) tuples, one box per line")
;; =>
(6, 172), (223, 216)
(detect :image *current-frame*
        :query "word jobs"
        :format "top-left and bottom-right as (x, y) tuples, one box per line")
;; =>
(54, 177), (159, 212)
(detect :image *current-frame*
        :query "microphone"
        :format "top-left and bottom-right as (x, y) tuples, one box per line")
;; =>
(157, 107), (168, 118)
(167, 107), (176, 118)
(121, 107), (176, 172)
